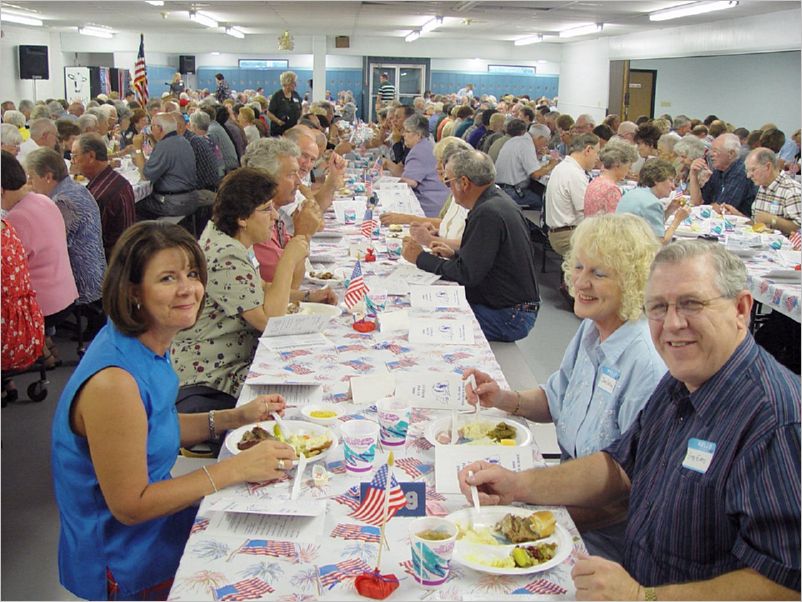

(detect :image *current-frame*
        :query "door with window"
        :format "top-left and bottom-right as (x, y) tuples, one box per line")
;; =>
(368, 62), (426, 119)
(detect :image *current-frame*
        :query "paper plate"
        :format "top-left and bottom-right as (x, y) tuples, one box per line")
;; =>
(224, 420), (338, 465)
(299, 302), (342, 317)
(446, 506), (572, 575)
(424, 415), (531, 447)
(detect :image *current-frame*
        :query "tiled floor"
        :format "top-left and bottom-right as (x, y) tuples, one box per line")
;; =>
(0, 242), (577, 600)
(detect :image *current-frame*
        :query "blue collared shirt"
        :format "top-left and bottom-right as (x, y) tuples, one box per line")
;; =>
(605, 335), (801, 590)
(543, 319), (666, 459)
(701, 156), (757, 216)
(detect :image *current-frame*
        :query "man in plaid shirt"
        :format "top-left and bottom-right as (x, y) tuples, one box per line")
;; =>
(745, 147), (802, 236)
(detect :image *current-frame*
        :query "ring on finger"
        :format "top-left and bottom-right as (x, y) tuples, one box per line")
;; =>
(277, 459), (286, 471)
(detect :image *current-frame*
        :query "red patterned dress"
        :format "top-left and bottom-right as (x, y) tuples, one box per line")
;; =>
(2, 219), (45, 369)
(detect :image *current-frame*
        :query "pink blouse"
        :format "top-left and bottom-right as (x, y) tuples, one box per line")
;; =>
(583, 177), (623, 217)
(5, 192), (78, 316)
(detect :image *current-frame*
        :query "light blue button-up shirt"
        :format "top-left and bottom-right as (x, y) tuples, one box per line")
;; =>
(543, 318), (666, 460)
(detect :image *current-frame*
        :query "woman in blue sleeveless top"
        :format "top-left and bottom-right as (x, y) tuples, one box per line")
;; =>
(51, 222), (297, 600)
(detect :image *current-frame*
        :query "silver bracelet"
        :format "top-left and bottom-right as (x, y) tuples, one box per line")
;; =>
(208, 410), (219, 441)
(201, 465), (218, 493)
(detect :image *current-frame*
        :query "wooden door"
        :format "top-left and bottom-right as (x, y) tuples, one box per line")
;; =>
(626, 69), (656, 121)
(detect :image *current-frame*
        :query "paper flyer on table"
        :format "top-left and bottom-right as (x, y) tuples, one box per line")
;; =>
(262, 314), (328, 337)
(350, 373), (396, 404)
(206, 496), (327, 517)
(408, 318), (475, 345)
(394, 372), (467, 409)
(410, 285), (469, 309)
(434, 445), (536, 494)
(390, 264), (442, 287)
(258, 332), (333, 352)
(236, 384), (323, 408)
(203, 509), (326, 542)
(378, 308), (410, 332)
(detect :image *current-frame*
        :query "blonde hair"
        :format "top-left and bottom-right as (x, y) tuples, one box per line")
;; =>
(279, 71), (297, 86)
(433, 135), (471, 163)
(238, 106), (255, 123)
(563, 214), (660, 321)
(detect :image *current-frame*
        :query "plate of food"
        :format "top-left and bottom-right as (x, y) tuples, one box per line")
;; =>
(299, 403), (343, 426)
(224, 420), (338, 465)
(307, 268), (347, 286)
(424, 416), (531, 447)
(447, 507), (572, 575)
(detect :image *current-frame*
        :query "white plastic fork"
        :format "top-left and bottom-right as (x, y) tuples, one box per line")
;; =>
(291, 452), (308, 500)
(467, 469), (481, 528)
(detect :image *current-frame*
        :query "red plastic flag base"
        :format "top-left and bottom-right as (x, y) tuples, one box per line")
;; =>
(364, 248), (377, 262)
(352, 319), (377, 332)
(355, 570), (399, 600)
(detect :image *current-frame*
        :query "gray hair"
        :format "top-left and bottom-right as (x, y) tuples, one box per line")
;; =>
(673, 115), (690, 129)
(651, 240), (747, 298)
(24, 147), (68, 182)
(446, 149), (495, 186)
(241, 137), (300, 178)
(568, 133), (600, 154)
(2, 110), (25, 127)
(718, 132), (741, 155)
(403, 114), (430, 138)
(657, 132), (682, 154)
(18, 99), (34, 113)
(433, 135), (471, 163)
(78, 113), (98, 132)
(47, 100), (64, 119)
(98, 104), (117, 121)
(599, 138), (639, 168)
(152, 112), (177, 134)
(76, 133), (108, 162)
(279, 71), (297, 86)
(1, 123), (23, 146)
(30, 104), (49, 120)
(86, 108), (108, 127)
(576, 113), (596, 127)
(528, 123), (551, 140)
(29, 118), (55, 140)
(189, 110), (211, 132)
(674, 134), (706, 160)
(747, 147), (778, 169)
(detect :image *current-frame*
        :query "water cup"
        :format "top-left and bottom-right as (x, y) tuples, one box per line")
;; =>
(386, 237), (402, 259)
(409, 517), (458, 588)
(345, 208), (357, 224)
(340, 419), (379, 474)
(376, 398), (409, 447)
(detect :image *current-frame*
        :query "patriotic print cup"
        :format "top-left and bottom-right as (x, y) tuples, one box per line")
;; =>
(341, 419), (379, 474)
(409, 517), (458, 588)
(376, 397), (409, 447)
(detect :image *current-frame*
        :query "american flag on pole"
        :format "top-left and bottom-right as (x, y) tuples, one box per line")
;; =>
(349, 463), (407, 525)
(344, 260), (369, 309)
(330, 523), (381, 543)
(214, 577), (274, 601)
(318, 558), (372, 590)
(361, 208), (376, 239)
(133, 34), (148, 105)
(789, 229), (801, 251)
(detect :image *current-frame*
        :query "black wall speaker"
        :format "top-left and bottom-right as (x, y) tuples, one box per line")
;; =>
(19, 45), (49, 80)
(179, 55), (196, 74)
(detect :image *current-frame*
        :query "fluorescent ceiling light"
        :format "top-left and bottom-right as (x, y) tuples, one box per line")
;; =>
(514, 34), (543, 46)
(649, 1), (738, 21)
(420, 16), (443, 34)
(79, 26), (114, 38)
(225, 26), (245, 39)
(211, 51), (221, 55)
(2, 12), (43, 26)
(145, 1), (164, 6)
(404, 30), (420, 42)
(190, 11), (218, 28)
(559, 23), (603, 38)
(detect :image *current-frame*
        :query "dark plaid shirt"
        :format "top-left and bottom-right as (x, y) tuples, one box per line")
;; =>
(184, 131), (223, 191)
(86, 164), (135, 260)
(701, 156), (757, 215)
(605, 335), (800, 591)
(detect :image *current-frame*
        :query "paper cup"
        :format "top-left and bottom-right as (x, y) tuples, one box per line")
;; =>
(376, 397), (409, 447)
(386, 237), (402, 259)
(409, 517), (458, 588)
(340, 419), (379, 474)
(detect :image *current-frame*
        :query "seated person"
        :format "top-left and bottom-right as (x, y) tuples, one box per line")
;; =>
(398, 114), (450, 218)
(51, 221), (297, 600)
(459, 241), (800, 601)
(616, 159), (689, 245)
(465, 213), (666, 561)
(495, 120), (556, 209)
(584, 139), (639, 217)
(172, 169), (324, 411)
(402, 150), (540, 342)
(689, 132), (757, 216)
(283, 125), (346, 214)
(744, 147), (801, 235)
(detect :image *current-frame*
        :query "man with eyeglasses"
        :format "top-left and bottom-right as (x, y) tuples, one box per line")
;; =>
(402, 149), (540, 342)
(458, 240), (800, 600)
(743, 147), (801, 236)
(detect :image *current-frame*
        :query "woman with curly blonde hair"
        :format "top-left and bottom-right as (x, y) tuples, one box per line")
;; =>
(463, 213), (666, 561)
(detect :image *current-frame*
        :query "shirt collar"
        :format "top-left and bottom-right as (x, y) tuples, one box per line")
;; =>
(720, 157), (744, 178)
(107, 320), (170, 362)
(594, 319), (647, 365)
(51, 176), (74, 198)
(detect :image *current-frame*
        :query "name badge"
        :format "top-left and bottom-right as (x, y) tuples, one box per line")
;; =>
(682, 438), (716, 474)
(598, 366), (620, 394)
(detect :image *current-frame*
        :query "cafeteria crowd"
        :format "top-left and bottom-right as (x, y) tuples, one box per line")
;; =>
(1, 73), (800, 600)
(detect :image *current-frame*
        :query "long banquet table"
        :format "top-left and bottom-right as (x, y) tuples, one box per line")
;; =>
(168, 183), (585, 601)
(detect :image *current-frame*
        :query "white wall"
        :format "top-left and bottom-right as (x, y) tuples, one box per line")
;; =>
(557, 38), (610, 123)
(431, 57), (559, 75)
(0, 24), (65, 102)
(631, 51), (801, 134)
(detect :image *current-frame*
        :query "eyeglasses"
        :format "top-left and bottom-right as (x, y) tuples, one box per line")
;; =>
(644, 296), (726, 321)
(442, 176), (459, 187)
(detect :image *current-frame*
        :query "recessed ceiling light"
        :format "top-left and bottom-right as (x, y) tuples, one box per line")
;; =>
(559, 23), (603, 38)
(514, 34), (543, 46)
(404, 30), (420, 42)
(225, 26), (245, 39)
(79, 25), (114, 38)
(649, 1), (738, 22)
(189, 10), (218, 28)
(420, 16), (443, 34)
(2, 11), (43, 26)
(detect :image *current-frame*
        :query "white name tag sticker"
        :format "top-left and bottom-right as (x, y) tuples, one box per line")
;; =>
(682, 438), (717, 474)
(598, 366), (620, 394)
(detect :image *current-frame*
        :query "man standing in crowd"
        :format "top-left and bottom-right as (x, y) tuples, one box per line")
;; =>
(689, 132), (757, 216)
(403, 150), (540, 342)
(460, 240), (800, 601)
(375, 72), (395, 116)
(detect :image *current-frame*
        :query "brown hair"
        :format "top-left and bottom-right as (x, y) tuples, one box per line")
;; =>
(103, 222), (207, 336)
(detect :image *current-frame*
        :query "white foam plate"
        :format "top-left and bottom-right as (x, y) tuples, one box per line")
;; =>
(224, 420), (338, 465)
(299, 302), (342, 317)
(424, 415), (531, 448)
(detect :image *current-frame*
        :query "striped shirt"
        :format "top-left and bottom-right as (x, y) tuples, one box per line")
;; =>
(86, 165), (135, 260)
(605, 335), (800, 591)
(752, 170), (802, 227)
(377, 82), (396, 102)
